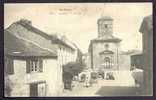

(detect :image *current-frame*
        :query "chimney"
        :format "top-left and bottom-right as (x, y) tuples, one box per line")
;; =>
(19, 19), (32, 25)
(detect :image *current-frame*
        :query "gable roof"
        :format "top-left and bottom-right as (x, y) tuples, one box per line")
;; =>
(4, 30), (57, 57)
(16, 20), (53, 40)
(50, 35), (76, 51)
(6, 19), (76, 51)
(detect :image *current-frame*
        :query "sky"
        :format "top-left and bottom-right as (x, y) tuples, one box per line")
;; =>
(4, 3), (152, 53)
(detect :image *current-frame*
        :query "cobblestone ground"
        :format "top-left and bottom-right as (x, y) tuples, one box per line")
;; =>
(60, 79), (139, 96)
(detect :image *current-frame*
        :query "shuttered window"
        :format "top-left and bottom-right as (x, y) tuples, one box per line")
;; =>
(26, 58), (43, 73)
(39, 59), (43, 72)
(5, 58), (14, 75)
(26, 60), (31, 73)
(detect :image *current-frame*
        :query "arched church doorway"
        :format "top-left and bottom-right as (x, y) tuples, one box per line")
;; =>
(104, 57), (111, 68)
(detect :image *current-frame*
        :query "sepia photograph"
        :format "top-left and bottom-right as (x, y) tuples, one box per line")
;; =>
(4, 3), (153, 97)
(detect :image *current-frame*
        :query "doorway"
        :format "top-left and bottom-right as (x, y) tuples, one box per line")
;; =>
(29, 82), (46, 97)
(30, 83), (38, 97)
(104, 57), (111, 68)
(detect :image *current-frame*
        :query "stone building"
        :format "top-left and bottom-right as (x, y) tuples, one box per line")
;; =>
(4, 31), (59, 96)
(139, 15), (153, 95)
(88, 16), (133, 81)
(88, 16), (122, 72)
(4, 19), (80, 96)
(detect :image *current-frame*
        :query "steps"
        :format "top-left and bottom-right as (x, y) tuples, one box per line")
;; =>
(97, 71), (135, 86)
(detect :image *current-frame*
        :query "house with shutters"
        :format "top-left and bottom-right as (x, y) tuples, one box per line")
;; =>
(4, 19), (81, 97)
(4, 30), (60, 97)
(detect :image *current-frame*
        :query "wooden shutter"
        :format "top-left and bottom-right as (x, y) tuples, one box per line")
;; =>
(39, 59), (43, 72)
(26, 60), (30, 73)
(7, 58), (14, 75)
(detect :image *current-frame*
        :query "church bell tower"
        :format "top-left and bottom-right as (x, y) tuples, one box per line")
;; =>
(97, 16), (113, 37)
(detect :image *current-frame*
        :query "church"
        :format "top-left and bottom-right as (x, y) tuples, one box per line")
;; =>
(88, 16), (131, 75)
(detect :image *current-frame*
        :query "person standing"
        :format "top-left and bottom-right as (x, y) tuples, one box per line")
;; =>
(63, 72), (73, 90)
(84, 70), (91, 87)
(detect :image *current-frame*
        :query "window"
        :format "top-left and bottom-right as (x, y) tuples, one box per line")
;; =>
(103, 57), (113, 69)
(104, 57), (110, 62)
(104, 44), (109, 50)
(105, 24), (108, 28)
(30, 60), (39, 72)
(26, 59), (43, 73)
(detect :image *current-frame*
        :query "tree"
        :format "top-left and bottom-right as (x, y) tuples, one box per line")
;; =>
(62, 61), (85, 90)
(63, 61), (85, 76)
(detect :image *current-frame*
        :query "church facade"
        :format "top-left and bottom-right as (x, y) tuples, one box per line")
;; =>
(88, 16), (130, 72)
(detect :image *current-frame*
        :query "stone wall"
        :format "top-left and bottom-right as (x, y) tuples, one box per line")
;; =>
(7, 60), (29, 96)
(57, 45), (76, 67)
(119, 54), (131, 71)
(43, 59), (62, 96)
(6, 58), (62, 97)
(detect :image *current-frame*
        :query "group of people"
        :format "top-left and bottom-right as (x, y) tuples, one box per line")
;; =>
(63, 69), (115, 91)
(63, 70), (92, 91)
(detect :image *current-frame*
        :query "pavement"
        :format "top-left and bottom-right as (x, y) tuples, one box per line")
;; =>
(60, 82), (100, 96)
(59, 71), (142, 96)
(60, 79), (139, 97)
